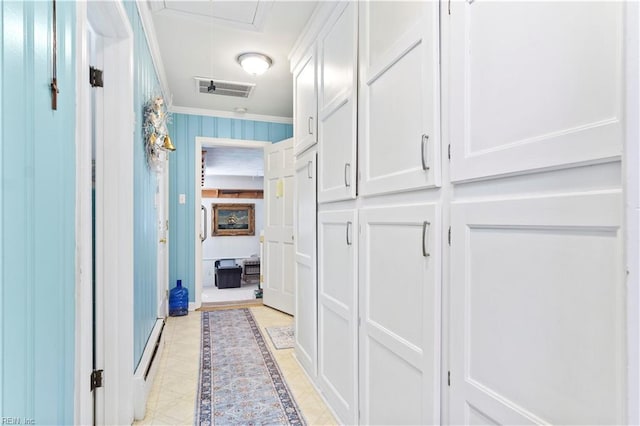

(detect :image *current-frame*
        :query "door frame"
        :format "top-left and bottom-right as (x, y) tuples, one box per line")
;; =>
(75, 2), (135, 424)
(193, 137), (271, 310)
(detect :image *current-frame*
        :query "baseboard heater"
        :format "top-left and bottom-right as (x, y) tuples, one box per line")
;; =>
(133, 318), (166, 420)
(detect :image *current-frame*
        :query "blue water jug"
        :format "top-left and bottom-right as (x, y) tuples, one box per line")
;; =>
(169, 279), (189, 316)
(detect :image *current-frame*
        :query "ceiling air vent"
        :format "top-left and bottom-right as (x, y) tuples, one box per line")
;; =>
(194, 77), (255, 98)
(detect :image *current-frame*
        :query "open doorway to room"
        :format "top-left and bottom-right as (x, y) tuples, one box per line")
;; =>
(196, 138), (270, 305)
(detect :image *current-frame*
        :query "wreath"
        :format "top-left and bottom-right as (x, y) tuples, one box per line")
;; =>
(143, 95), (175, 171)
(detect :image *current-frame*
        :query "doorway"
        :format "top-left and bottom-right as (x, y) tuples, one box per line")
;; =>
(194, 137), (271, 308)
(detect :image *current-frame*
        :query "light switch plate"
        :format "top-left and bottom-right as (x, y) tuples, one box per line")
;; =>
(179, 194), (186, 204)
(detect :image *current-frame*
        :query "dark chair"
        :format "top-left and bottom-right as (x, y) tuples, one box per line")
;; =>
(214, 259), (242, 289)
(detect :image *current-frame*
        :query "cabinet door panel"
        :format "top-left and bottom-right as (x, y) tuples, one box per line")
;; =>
(359, 1), (440, 197)
(294, 50), (317, 155)
(294, 149), (317, 376)
(450, 193), (625, 424)
(359, 204), (440, 425)
(318, 210), (358, 424)
(448, 1), (623, 182)
(318, 2), (357, 203)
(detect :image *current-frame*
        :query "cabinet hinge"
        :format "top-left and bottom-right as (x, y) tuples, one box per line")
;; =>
(448, 371), (451, 386)
(89, 66), (104, 88)
(448, 227), (451, 246)
(448, 144), (451, 160)
(90, 369), (104, 391)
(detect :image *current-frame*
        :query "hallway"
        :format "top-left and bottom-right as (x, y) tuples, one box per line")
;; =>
(134, 305), (336, 425)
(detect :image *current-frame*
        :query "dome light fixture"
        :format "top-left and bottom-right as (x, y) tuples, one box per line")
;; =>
(237, 52), (273, 76)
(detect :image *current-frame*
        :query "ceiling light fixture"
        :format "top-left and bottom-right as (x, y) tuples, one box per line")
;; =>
(237, 52), (273, 76)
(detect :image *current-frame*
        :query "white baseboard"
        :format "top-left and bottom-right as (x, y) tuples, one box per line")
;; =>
(189, 301), (201, 311)
(133, 318), (165, 420)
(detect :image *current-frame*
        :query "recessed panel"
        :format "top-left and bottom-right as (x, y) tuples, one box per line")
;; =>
(296, 263), (315, 357)
(320, 307), (353, 408)
(283, 243), (294, 295)
(320, 104), (352, 195)
(267, 150), (282, 171)
(267, 179), (281, 226)
(266, 242), (281, 291)
(466, 404), (500, 426)
(320, 222), (352, 307)
(467, 2), (620, 154)
(322, 4), (354, 107)
(368, 45), (423, 180)
(368, 223), (423, 348)
(284, 175), (294, 226)
(468, 226), (621, 423)
(368, 1), (422, 67)
(367, 338), (422, 425)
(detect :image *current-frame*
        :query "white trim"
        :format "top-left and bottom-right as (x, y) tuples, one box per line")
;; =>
(135, 0), (172, 105)
(74, 2), (92, 425)
(288, 2), (337, 72)
(194, 137), (274, 312)
(133, 319), (165, 420)
(79, 2), (135, 425)
(625, 1), (640, 423)
(170, 105), (293, 125)
(149, 0), (273, 32)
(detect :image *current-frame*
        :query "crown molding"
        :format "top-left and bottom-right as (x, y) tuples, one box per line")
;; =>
(288, 2), (337, 72)
(135, 0), (172, 106)
(170, 105), (293, 125)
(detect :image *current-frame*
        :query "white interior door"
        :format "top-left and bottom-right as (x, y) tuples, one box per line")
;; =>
(359, 1), (440, 197)
(294, 48), (317, 156)
(263, 138), (295, 314)
(317, 209), (358, 424)
(359, 203), (440, 425)
(448, 1), (622, 182)
(294, 148), (317, 376)
(450, 193), (624, 424)
(318, 2), (357, 203)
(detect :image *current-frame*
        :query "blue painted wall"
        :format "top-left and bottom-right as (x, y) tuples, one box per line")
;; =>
(123, 1), (162, 370)
(0, 1), (76, 424)
(168, 114), (292, 302)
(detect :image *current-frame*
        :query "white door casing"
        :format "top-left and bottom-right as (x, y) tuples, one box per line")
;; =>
(263, 138), (295, 314)
(318, 209), (358, 424)
(359, 1), (441, 197)
(193, 137), (271, 310)
(359, 203), (441, 425)
(294, 148), (318, 376)
(318, 2), (358, 203)
(76, 1), (134, 424)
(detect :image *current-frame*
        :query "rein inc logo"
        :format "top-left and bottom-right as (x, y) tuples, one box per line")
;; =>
(2, 419), (35, 425)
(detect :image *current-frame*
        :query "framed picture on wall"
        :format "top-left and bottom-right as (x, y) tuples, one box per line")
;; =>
(212, 203), (255, 236)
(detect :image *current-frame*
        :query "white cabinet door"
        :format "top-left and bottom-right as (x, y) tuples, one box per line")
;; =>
(449, 193), (624, 424)
(294, 47), (318, 156)
(318, 2), (357, 203)
(359, 1), (440, 197)
(359, 203), (440, 425)
(263, 138), (295, 315)
(294, 148), (317, 376)
(317, 209), (358, 424)
(447, 1), (623, 182)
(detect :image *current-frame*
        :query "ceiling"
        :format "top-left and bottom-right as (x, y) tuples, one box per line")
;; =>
(149, 0), (317, 119)
(204, 146), (264, 177)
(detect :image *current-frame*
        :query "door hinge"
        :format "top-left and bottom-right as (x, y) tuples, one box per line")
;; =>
(448, 144), (451, 160)
(448, 226), (451, 246)
(448, 371), (451, 386)
(90, 369), (104, 391)
(89, 66), (104, 87)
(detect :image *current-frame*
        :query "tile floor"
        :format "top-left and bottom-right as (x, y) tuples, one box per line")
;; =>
(134, 305), (337, 425)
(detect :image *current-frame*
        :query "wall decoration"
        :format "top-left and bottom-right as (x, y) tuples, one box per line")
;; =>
(212, 203), (255, 236)
(143, 95), (175, 171)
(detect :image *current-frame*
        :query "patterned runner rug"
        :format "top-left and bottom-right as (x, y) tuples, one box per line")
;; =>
(196, 309), (305, 425)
